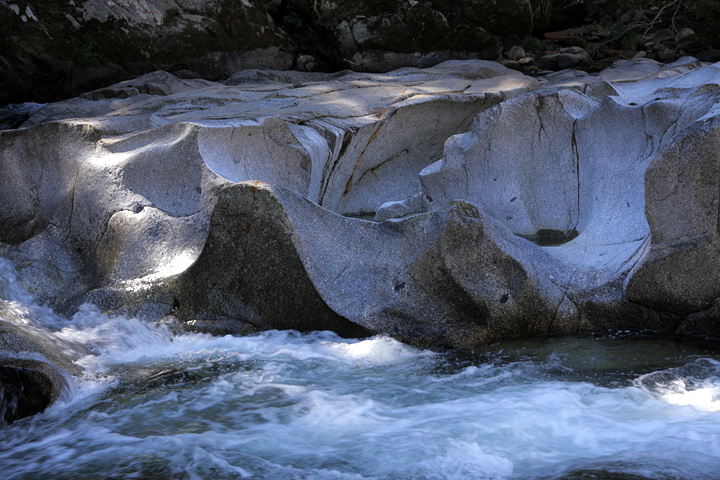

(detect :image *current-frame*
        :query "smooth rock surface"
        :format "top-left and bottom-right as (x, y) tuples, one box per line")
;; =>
(2, 58), (720, 348)
(380, 58), (720, 336)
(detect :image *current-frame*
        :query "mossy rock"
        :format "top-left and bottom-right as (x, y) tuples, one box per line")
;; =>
(558, 36), (588, 48)
(522, 36), (545, 52)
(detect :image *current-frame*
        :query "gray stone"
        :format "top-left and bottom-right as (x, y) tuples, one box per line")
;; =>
(655, 51), (680, 63)
(619, 10), (646, 24)
(2, 58), (720, 351)
(505, 46), (526, 61)
(375, 193), (426, 222)
(626, 109), (720, 318)
(675, 28), (695, 43)
(173, 182), (571, 346)
(646, 29), (674, 45)
(391, 59), (720, 334)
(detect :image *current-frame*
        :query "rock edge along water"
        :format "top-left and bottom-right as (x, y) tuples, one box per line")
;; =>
(1, 59), (720, 353)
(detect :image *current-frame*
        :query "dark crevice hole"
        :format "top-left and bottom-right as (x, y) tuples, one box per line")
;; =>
(517, 229), (580, 247)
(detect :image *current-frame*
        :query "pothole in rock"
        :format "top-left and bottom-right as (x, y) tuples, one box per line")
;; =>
(517, 229), (580, 247)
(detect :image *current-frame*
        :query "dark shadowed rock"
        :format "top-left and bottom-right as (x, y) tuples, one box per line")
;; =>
(0, 358), (66, 425)
(175, 182), (371, 337)
(0, 0), (292, 105)
(0, 315), (85, 425)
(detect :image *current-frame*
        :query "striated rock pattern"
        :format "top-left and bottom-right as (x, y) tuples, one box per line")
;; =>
(2, 58), (720, 348)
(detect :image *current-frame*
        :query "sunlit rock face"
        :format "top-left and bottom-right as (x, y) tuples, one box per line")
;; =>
(1, 59), (720, 346)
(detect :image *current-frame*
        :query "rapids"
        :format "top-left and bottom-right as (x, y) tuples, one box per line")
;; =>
(1, 258), (719, 480)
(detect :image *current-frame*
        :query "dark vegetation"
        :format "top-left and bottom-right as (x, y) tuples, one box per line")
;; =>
(1, 0), (719, 106)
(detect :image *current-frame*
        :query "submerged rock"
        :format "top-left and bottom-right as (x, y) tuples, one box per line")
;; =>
(0, 316), (84, 425)
(0, 357), (66, 426)
(1, 58), (720, 348)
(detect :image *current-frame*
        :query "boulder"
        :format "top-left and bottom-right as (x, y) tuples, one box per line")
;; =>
(0, 357), (66, 426)
(626, 106), (720, 318)
(174, 182), (572, 346)
(540, 46), (591, 69)
(2, 58), (720, 349)
(380, 58), (720, 334)
(506, 46), (527, 61)
(0, 308), (85, 425)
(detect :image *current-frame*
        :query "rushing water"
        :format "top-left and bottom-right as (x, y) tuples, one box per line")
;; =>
(1, 259), (720, 480)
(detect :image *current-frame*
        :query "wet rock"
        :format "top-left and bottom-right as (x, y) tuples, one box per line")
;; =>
(182, 318), (260, 337)
(0, 316), (85, 425)
(0, 358), (66, 425)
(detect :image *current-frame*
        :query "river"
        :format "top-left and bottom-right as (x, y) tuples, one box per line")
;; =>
(1, 258), (719, 479)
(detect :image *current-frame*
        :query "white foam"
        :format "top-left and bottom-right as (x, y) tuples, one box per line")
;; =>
(414, 441), (514, 480)
(0, 257), (35, 305)
(2, 260), (720, 480)
(660, 379), (720, 412)
(321, 334), (429, 365)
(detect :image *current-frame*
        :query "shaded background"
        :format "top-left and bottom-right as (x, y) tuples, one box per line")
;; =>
(1, 0), (719, 106)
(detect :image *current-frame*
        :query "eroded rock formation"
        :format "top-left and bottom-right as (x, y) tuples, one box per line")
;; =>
(2, 58), (720, 350)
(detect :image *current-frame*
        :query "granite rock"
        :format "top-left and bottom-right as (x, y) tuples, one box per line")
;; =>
(2, 58), (720, 348)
